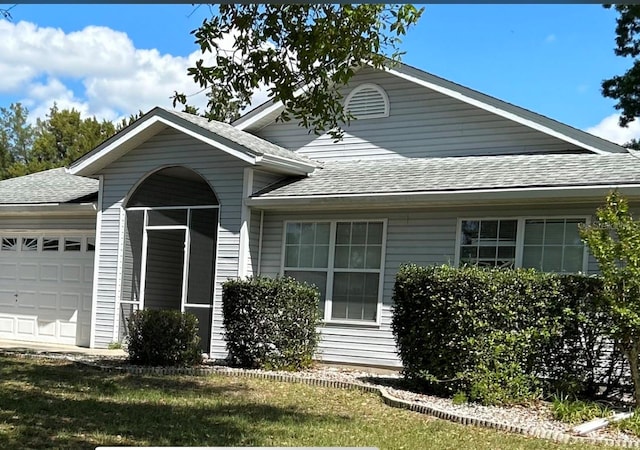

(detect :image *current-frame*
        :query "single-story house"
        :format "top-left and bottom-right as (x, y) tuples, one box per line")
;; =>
(2, 62), (640, 368)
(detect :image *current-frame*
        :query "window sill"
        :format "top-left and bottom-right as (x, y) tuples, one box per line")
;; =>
(319, 320), (381, 329)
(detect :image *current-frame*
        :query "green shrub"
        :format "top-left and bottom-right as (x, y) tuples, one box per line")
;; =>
(222, 276), (321, 370)
(391, 264), (626, 405)
(127, 309), (202, 367)
(551, 395), (612, 424)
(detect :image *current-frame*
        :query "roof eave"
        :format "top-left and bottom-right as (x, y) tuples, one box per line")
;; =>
(246, 184), (640, 210)
(70, 112), (260, 177)
(0, 202), (97, 216)
(256, 154), (318, 175)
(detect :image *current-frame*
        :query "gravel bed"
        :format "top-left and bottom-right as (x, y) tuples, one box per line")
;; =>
(6, 349), (640, 445)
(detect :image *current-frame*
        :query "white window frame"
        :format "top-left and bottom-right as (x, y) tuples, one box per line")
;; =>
(455, 216), (590, 273)
(280, 219), (387, 326)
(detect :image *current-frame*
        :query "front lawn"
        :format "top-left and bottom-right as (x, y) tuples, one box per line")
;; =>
(0, 355), (618, 449)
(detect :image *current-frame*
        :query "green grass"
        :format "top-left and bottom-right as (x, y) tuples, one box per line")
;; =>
(0, 355), (622, 449)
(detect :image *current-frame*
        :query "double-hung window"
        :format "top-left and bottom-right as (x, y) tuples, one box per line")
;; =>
(457, 217), (588, 273)
(283, 220), (386, 324)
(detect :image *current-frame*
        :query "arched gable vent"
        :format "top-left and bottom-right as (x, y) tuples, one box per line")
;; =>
(344, 83), (389, 119)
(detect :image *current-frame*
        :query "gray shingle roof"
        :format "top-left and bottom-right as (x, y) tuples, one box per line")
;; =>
(0, 168), (98, 204)
(164, 109), (317, 166)
(253, 153), (640, 198)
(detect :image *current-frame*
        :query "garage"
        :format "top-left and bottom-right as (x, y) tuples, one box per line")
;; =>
(0, 233), (95, 346)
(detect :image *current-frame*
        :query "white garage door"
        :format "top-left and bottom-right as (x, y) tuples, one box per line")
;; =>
(0, 233), (94, 346)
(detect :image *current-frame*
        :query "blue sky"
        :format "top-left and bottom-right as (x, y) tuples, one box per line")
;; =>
(0, 4), (635, 143)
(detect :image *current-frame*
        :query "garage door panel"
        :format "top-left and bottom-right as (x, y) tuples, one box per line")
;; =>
(0, 289), (16, 307)
(38, 319), (56, 337)
(16, 317), (36, 336)
(62, 265), (81, 282)
(40, 265), (59, 281)
(38, 292), (58, 310)
(18, 263), (38, 281)
(82, 294), (92, 312)
(60, 293), (80, 310)
(17, 291), (37, 308)
(83, 266), (93, 283)
(59, 321), (76, 339)
(0, 262), (17, 279)
(0, 316), (14, 333)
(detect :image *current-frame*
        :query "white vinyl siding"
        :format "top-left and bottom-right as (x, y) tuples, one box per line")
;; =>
(254, 204), (601, 368)
(255, 66), (586, 161)
(93, 127), (247, 353)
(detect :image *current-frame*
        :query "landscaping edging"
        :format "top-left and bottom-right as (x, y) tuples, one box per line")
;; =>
(2, 350), (637, 448)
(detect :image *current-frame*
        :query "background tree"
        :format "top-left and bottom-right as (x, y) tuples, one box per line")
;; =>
(0, 103), (35, 180)
(25, 105), (116, 174)
(0, 104), (118, 180)
(580, 191), (640, 406)
(175, 4), (423, 138)
(602, 5), (640, 148)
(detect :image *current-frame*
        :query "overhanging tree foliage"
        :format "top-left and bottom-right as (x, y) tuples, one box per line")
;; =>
(580, 191), (640, 406)
(175, 4), (423, 138)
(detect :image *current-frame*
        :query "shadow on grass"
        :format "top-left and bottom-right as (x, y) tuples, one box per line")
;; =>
(0, 355), (351, 450)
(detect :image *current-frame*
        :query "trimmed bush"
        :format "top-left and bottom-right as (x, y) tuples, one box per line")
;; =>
(391, 264), (626, 405)
(127, 309), (202, 367)
(222, 276), (320, 370)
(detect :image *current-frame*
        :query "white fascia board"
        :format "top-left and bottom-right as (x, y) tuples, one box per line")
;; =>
(246, 184), (640, 210)
(0, 203), (97, 216)
(69, 115), (257, 176)
(386, 67), (612, 155)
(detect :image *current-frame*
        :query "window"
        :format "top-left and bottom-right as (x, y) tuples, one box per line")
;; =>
(21, 238), (38, 251)
(86, 237), (96, 252)
(459, 219), (517, 268)
(1, 238), (17, 251)
(43, 238), (59, 252)
(522, 219), (585, 273)
(284, 220), (385, 323)
(457, 217), (587, 273)
(64, 238), (82, 252)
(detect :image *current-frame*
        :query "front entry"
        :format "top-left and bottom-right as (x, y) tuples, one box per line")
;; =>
(118, 167), (219, 352)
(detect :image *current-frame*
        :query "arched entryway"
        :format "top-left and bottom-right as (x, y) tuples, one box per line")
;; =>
(118, 166), (219, 351)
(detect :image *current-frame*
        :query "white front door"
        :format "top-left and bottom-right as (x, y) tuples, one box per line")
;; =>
(0, 234), (94, 346)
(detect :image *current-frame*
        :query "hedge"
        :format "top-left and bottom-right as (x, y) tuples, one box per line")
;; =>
(222, 276), (321, 370)
(127, 309), (202, 367)
(391, 264), (628, 405)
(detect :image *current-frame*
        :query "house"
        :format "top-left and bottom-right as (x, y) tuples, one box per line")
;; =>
(2, 62), (640, 368)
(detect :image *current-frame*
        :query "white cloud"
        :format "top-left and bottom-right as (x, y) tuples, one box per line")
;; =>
(0, 19), (255, 123)
(586, 114), (640, 145)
